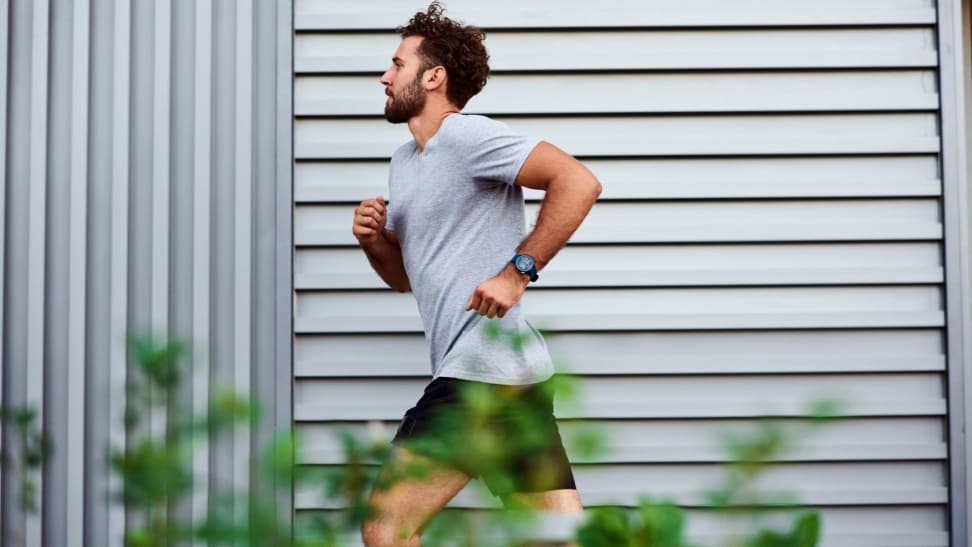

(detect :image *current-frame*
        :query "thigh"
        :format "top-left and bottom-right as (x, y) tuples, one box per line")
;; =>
(366, 446), (473, 537)
(503, 488), (584, 513)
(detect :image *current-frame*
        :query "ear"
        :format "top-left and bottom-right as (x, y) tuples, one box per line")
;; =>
(423, 65), (448, 92)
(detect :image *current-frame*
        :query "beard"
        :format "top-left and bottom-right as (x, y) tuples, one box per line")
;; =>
(384, 76), (427, 123)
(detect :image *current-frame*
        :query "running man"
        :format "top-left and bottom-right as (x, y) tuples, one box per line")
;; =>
(353, 3), (601, 545)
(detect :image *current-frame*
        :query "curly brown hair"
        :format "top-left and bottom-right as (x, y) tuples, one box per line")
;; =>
(398, 2), (490, 109)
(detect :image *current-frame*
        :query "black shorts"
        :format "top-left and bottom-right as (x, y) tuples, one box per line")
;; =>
(391, 376), (576, 498)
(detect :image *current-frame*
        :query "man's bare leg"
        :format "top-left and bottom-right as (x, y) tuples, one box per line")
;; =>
(504, 489), (583, 513)
(362, 446), (471, 547)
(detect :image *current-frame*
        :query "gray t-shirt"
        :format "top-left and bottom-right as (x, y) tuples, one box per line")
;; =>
(385, 114), (554, 385)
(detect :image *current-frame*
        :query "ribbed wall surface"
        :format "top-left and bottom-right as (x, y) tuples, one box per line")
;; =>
(293, 1), (952, 545)
(0, 1), (293, 546)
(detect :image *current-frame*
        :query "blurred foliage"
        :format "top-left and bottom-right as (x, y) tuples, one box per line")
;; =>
(0, 402), (53, 547)
(1, 330), (838, 546)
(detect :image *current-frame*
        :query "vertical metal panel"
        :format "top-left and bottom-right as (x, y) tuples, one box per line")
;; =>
(0, 0), (7, 528)
(67, 0), (90, 545)
(168, 0), (196, 534)
(191, 0), (213, 539)
(208, 0), (235, 514)
(125, 0), (151, 535)
(938, 1), (972, 545)
(272, 0), (295, 529)
(108, 0), (130, 542)
(84, 1), (115, 543)
(0, 0), (294, 545)
(150, 0), (171, 449)
(234, 0), (254, 522)
(26, 1), (49, 545)
(2, 0), (31, 540)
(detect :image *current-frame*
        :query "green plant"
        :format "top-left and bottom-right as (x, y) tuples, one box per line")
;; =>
(0, 403), (53, 547)
(0, 332), (840, 547)
(111, 335), (299, 546)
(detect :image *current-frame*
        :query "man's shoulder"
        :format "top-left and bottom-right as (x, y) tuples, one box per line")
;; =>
(451, 113), (508, 132)
(441, 114), (519, 149)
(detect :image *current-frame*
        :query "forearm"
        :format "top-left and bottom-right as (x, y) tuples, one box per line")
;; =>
(518, 170), (601, 270)
(360, 231), (411, 292)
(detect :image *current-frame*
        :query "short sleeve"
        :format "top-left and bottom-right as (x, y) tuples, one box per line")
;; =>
(463, 117), (540, 186)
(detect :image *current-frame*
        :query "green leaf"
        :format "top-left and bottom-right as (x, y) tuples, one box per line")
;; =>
(792, 512), (821, 547)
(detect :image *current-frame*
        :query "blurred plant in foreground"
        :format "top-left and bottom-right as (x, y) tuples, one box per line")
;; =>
(0, 403), (52, 547)
(1, 331), (839, 546)
(575, 399), (840, 547)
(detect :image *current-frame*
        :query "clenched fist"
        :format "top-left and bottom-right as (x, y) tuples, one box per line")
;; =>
(465, 264), (530, 319)
(352, 195), (387, 246)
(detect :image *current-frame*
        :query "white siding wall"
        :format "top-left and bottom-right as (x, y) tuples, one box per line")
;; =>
(293, 1), (950, 545)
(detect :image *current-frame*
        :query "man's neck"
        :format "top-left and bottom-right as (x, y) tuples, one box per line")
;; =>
(408, 105), (460, 152)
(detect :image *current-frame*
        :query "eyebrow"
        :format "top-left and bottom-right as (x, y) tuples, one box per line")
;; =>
(392, 56), (404, 65)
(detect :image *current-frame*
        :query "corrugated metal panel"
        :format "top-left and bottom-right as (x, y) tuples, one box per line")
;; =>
(293, 0), (950, 544)
(0, 1), (294, 546)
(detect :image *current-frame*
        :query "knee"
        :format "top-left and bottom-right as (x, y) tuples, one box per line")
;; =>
(362, 518), (417, 547)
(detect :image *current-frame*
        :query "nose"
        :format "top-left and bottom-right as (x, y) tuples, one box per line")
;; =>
(380, 67), (392, 87)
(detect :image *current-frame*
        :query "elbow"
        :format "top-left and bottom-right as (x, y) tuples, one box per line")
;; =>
(588, 176), (603, 203)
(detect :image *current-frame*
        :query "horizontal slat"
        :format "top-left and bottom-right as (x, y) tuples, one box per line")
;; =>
(295, 352), (945, 377)
(294, 28), (937, 73)
(312, 532), (949, 547)
(296, 267), (944, 290)
(294, 374), (946, 421)
(296, 505), (946, 532)
(295, 0), (936, 30)
(298, 286), (942, 321)
(295, 328), (945, 377)
(295, 156), (942, 202)
(298, 417), (947, 465)
(298, 532), (949, 547)
(294, 114), (941, 159)
(296, 284), (946, 332)
(295, 460), (948, 509)
(295, 506), (949, 547)
(295, 486), (950, 509)
(295, 397), (946, 421)
(296, 311), (945, 333)
(297, 374), (945, 405)
(296, 243), (943, 290)
(296, 198), (944, 246)
(296, 71), (940, 116)
(297, 223), (943, 246)
(293, 486), (948, 510)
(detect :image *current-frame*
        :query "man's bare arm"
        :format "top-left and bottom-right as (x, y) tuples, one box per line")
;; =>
(513, 141), (602, 269)
(465, 142), (601, 318)
(353, 196), (411, 292)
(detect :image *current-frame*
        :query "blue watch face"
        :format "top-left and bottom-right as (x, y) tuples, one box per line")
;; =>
(514, 255), (535, 272)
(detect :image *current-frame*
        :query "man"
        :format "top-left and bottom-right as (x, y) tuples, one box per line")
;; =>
(353, 3), (601, 546)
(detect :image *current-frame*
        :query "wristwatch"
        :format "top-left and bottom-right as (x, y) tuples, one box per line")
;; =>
(511, 254), (539, 282)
